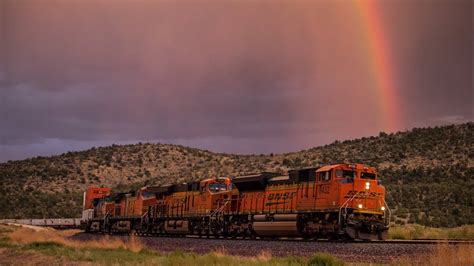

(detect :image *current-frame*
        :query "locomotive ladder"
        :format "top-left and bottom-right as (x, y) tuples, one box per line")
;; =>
(103, 210), (112, 230)
(138, 209), (153, 233)
(338, 190), (363, 230)
(140, 210), (149, 225)
(208, 199), (230, 234)
(378, 199), (392, 226)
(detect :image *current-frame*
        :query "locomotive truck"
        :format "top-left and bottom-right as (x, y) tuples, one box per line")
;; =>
(82, 163), (390, 240)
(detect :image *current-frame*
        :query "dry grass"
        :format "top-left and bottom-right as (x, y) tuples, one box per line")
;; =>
(397, 244), (474, 266)
(0, 247), (75, 265)
(8, 227), (143, 253)
(211, 245), (229, 257)
(388, 224), (474, 240)
(0, 225), (342, 265)
(255, 250), (273, 262)
(193, 245), (274, 263)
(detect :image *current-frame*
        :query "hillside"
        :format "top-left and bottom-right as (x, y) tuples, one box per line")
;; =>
(0, 123), (472, 227)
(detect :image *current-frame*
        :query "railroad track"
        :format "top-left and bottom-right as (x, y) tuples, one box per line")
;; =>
(71, 232), (474, 264)
(358, 239), (474, 245)
(224, 237), (474, 245)
(87, 232), (474, 245)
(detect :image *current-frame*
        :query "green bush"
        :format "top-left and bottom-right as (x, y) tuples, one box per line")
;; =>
(307, 253), (344, 266)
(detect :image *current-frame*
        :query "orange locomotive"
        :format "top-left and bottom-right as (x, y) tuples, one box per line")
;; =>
(82, 164), (390, 240)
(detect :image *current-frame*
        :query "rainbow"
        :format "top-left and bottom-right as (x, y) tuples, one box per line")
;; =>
(355, 1), (401, 132)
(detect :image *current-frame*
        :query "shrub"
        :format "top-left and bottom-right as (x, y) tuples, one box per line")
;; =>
(307, 253), (344, 266)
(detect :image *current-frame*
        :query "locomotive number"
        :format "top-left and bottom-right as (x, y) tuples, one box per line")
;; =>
(319, 185), (330, 194)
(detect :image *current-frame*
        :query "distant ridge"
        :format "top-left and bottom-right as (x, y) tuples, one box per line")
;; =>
(0, 122), (472, 227)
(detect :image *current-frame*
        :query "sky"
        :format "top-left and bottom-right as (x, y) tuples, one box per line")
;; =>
(0, 0), (472, 162)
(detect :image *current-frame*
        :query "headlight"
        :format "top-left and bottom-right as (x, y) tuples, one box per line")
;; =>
(381, 206), (386, 211)
(365, 182), (370, 190)
(358, 204), (363, 209)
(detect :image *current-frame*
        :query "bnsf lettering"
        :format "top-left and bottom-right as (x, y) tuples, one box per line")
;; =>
(267, 192), (296, 201)
(344, 190), (381, 199)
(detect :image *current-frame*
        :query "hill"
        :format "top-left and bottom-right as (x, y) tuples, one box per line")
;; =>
(0, 123), (472, 227)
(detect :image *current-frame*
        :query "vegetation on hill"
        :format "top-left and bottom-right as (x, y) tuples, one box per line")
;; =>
(0, 123), (472, 227)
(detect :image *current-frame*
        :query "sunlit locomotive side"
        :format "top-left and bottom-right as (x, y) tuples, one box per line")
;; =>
(82, 163), (390, 240)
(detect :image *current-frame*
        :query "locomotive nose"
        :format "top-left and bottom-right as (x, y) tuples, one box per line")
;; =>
(351, 179), (382, 211)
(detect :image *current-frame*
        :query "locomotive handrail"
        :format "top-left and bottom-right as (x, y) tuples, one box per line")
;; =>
(207, 199), (231, 235)
(210, 199), (230, 218)
(338, 190), (363, 227)
(343, 190), (363, 213)
(104, 210), (112, 229)
(141, 210), (149, 222)
(383, 201), (391, 226)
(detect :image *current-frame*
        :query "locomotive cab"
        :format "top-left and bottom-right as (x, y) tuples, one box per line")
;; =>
(329, 164), (390, 240)
(199, 177), (233, 193)
(199, 177), (238, 214)
(333, 164), (386, 213)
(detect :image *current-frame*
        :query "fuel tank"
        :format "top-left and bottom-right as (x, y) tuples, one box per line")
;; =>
(164, 220), (190, 234)
(253, 221), (300, 237)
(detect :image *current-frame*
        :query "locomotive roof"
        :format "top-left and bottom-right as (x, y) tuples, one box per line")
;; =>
(317, 165), (338, 171)
(268, 175), (289, 181)
(233, 172), (280, 180)
(316, 163), (376, 172)
(137, 164), (376, 194)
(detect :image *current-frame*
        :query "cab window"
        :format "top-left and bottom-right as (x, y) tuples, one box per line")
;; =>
(318, 170), (332, 182)
(343, 170), (356, 179)
(208, 183), (228, 193)
(142, 192), (155, 199)
(361, 172), (376, 180)
(336, 169), (355, 183)
(335, 170), (355, 179)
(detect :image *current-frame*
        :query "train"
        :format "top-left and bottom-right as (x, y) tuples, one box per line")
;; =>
(82, 163), (390, 240)
(0, 218), (82, 229)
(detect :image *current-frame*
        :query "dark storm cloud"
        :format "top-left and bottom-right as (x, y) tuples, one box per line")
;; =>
(0, 0), (472, 162)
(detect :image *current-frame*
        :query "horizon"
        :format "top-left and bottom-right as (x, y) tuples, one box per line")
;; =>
(1, 0), (472, 162)
(1, 121), (470, 163)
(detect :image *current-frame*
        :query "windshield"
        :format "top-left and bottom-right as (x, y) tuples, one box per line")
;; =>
(361, 172), (376, 180)
(336, 170), (356, 179)
(142, 191), (158, 199)
(208, 183), (228, 193)
(336, 169), (355, 183)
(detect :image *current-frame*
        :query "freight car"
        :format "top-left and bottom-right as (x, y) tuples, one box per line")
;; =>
(82, 164), (390, 240)
(0, 218), (82, 229)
